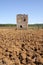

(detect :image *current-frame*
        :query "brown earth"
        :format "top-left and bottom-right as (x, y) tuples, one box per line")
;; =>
(0, 28), (43, 65)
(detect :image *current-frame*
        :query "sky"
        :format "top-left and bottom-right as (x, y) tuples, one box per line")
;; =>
(0, 0), (43, 24)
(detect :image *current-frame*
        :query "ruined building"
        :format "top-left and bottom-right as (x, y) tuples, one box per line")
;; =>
(16, 14), (28, 29)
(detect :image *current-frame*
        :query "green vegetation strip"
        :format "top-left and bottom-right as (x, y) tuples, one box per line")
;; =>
(0, 24), (43, 29)
(28, 24), (43, 29)
(0, 24), (16, 27)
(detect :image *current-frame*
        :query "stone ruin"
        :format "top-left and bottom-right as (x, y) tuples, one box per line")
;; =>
(16, 14), (28, 29)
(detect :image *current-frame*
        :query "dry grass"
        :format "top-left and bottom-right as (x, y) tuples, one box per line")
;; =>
(0, 28), (43, 65)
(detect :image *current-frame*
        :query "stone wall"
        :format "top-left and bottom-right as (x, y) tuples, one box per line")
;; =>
(17, 14), (28, 29)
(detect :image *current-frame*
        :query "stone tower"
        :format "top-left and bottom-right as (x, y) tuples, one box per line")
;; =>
(16, 14), (28, 29)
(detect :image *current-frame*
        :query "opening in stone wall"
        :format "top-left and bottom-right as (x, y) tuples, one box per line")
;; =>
(20, 25), (22, 28)
(24, 18), (26, 22)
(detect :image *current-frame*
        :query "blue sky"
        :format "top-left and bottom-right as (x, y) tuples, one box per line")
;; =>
(0, 0), (43, 24)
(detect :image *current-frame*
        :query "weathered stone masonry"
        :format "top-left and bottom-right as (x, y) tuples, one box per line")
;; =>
(17, 14), (28, 29)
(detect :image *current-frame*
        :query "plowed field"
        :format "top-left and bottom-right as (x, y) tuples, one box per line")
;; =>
(0, 28), (43, 65)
